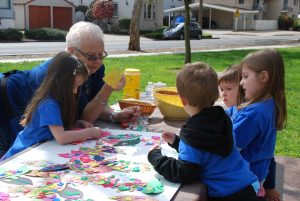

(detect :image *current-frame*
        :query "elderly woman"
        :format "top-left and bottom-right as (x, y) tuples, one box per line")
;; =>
(0, 22), (140, 157)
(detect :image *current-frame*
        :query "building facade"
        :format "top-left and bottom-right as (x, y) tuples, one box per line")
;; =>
(69, 0), (163, 31)
(165, 0), (300, 30)
(13, 0), (75, 30)
(0, 0), (15, 29)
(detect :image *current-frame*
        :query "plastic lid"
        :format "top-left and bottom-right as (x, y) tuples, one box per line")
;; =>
(124, 68), (141, 74)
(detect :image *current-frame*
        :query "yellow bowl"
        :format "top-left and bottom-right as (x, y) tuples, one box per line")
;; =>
(153, 87), (190, 120)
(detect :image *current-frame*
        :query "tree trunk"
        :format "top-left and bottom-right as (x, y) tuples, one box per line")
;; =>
(198, 0), (203, 27)
(184, 0), (191, 64)
(128, 0), (143, 51)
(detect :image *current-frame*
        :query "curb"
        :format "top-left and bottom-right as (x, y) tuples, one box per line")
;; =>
(0, 43), (300, 63)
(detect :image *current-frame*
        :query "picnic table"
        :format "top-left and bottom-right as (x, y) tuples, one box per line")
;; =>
(96, 105), (208, 201)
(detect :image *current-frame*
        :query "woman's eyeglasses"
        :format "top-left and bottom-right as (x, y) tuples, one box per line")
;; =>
(76, 48), (108, 61)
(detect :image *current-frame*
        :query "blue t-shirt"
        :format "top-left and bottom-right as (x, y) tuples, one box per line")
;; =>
(179, 140), (257, 197)
(1, 98), (63, 160)
(0, 60), (105, 139)
(226, 99), (276, 181)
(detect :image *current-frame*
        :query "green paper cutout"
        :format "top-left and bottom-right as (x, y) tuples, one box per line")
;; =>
(142, 179), (164, 194)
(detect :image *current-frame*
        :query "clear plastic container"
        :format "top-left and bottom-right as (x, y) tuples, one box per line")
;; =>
(145, 82), (154, 100)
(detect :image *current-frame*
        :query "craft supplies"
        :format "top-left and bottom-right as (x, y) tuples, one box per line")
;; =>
(123, 68), (141, 99)
(0, 129), (180, 200)
(103, 68), (123, 89)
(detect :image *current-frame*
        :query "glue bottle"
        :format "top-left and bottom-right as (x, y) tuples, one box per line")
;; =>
(123, 68), (141, 99)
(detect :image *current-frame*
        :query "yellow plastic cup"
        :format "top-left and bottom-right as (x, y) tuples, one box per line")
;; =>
(123, 68), (141, 99)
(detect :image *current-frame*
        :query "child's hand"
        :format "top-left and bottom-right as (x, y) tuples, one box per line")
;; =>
(149, 144), (160, 152)
(88, 127), (103, 139)
(162, 132), (176, 144)
(265, 188), (281, 201)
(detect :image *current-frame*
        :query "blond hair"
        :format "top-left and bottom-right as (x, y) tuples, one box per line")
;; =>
(239, 49), (287, 130)
(176, 62), (219, 110)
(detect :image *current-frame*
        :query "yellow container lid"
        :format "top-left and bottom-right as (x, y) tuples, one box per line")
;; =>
(124, 68), (140, 74)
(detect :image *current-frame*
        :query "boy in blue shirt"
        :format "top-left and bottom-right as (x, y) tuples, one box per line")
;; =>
(148, 62), (265, 201)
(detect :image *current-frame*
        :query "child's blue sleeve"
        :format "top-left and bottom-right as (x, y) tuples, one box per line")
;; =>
(39, 100), (63, 126)
(233, 113), (260, 150)
(179, 140), (207, 166)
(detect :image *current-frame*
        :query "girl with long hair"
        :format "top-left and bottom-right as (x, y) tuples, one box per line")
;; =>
(227, 49), (287, 200)
(1, 52), (103, 160)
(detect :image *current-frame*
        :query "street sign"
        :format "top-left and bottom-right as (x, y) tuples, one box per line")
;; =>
(234, 9), (240, 17)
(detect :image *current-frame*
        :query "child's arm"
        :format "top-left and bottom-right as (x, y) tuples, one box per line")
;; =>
(148, 148), (201, 183)
(49, 125), (102, 145)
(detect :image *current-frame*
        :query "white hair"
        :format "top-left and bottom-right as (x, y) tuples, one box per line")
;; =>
(66, 21), (104, 48)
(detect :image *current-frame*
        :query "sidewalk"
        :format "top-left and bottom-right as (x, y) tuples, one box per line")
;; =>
(204, 29), (300, 37)
(275, 156), (300, 201)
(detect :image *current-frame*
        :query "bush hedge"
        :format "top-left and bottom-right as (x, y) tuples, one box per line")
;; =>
(144, 28), (165, 39)
(278, 15), (294, 30)
(25, 28), (67, 41)
(118, 18), (131, 33)
(292, 19), (300, 31)
(75, 5), (88, 14)
(0, 29), (23, 41)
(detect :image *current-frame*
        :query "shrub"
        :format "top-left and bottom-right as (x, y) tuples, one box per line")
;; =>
(292, 19), (300, 31)
(25, 28), (67, 41)
(0, 29), (23, 41)
(278, 15), (294, 30)
(118, 18), (131, 34)
(144, 28), (165, 39)
(75, 5), (88, 13)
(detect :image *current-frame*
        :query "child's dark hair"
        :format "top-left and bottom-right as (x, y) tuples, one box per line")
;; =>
(176, 62), (219, 110)
(21, 51), (88, 129)
(239, 49), (287, 130)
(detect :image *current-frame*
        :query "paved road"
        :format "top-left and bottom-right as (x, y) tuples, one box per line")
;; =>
(0, 30), (299, 56)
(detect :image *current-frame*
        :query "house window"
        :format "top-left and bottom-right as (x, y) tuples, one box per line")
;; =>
(0, 0), (10, 9)
(294, 0), (298, 6)
(113, 3), (118, 17)
(239, 0), (245, 4)
(283, 0), (288, 10)
(144, 1), (156, 20)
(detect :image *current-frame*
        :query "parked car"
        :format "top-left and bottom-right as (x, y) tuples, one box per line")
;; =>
(163, 22), (202, 40)
(202, 17), (217, 29)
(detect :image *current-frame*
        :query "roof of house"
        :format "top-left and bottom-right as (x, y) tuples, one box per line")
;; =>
(164, 2), (259, 14)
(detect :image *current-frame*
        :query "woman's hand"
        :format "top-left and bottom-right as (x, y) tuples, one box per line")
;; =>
(115, 106), (141, 123)
(114, 75), (126, 91)
(162, 132), (176, 145)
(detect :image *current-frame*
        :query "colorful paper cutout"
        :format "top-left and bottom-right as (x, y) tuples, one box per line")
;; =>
(110, 195), (159, 201)
(58, 185), (83, 199)
(103, 68), (123, 88)
(142, 179), (164, 194)
(39, 163), (69, 172)
(103, 134), (141, 146)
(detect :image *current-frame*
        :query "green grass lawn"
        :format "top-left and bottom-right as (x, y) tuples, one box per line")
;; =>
(1, 47), (299, 157)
